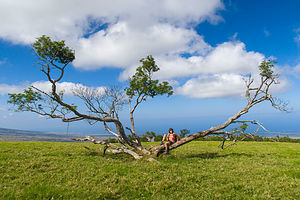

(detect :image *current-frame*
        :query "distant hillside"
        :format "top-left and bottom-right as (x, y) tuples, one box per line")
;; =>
(0, 127), (72, 142)
(0, 127), (53, 136)
(0, 127), (109, 142)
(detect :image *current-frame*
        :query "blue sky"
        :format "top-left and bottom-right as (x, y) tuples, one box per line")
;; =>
(0, 0), (299, 136)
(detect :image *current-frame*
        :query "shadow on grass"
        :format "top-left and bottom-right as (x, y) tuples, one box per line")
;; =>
(84, 150), (136, 161)
(83, 148), (255, 161)
(185, 152), (254, 159)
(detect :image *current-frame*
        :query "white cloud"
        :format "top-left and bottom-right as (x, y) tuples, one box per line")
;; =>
(0, 106), (7, 111)
(293, 63), (300, 73)
(176, 73), (289, 99)
(0, 81), (105, 96)
(0, 0), (289, 99)
(270, 77), (289, 94)
(120, 41), (264, 80)
(277, 62), (300, 82)
(0, 0), (223, 44)
(74, 23), (211, 69)
(32, 81), (105, 96)
(176, 74), (245, 98)
(0, 0), (223, 68)
(0, 83), (26, 95)
(202, 42), (264, 74)
(275, 62), (300, 77)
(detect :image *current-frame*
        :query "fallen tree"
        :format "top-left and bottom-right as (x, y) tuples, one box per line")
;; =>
(8, 36), (287, 159)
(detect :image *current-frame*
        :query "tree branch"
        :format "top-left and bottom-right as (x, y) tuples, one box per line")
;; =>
(72, 136), (142, 159)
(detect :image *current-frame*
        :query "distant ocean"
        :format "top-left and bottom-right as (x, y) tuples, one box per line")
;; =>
(260, 131), (300, 139)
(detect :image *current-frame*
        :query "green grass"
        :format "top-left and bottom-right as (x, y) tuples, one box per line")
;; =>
(0, 141), (299, 199)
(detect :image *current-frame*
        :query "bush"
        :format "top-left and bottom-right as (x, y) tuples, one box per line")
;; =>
(105, 134), (300, 143)
(140, 136), (149, 142)
(154, 135), (163, 142)
(179, 129), (190, 138)
(194, 134), (300, 143)
(103, 138), (118, 143)
(195, 136), (223, 141)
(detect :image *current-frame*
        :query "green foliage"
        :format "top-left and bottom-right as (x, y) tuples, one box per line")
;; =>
(235, 135), (263, 142)
(139, 131), (157, 142)
(144, 131), (156, 139)
(33, 35), (75, 64)
(61, 103), (77, 112)
(154, 135), (163, 142)
(258, 59), (276, 78)
(196, 135), (300, 143)
(0, 141), (299, 199)
(127, 134), (136, 141)
(263, 136), (300, 143)
(8, 88), (43, 112)
(103, 137), (118, 143)
(179, 129), (190, 138)
(232, 122), (248, 134)
(140, 135), (149, 142)
(125, 55), (173, 99)
(8, 35), (77, 115)
(239, 123), (248, 132)
(278, 136), (299, 142)
(196, 135), (224, 141)
(7, 87), (76, 117)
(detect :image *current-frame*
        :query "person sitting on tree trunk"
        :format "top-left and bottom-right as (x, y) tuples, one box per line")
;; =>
(161, 128), (179, 154)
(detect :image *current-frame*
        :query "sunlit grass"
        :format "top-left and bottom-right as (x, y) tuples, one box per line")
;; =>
(0, 141), (299, 199)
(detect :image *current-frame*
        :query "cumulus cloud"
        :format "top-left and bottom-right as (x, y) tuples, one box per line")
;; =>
(74, 23), (211, 69)
(32, 81), (105, 96)
(293, 63), (300, 73)
(0, 81), (105, 96)
(270, 77), (289, 94)
(120, 41), (264, 80)
(0, 0), (223, 67)
(0, 0), (223, 44)
(0, 0), (288, 99)
(278, 62), (300, 79)
(176, 73), (289, 98)
(176, 74), (245, 98)
(0, 83), (26, 95)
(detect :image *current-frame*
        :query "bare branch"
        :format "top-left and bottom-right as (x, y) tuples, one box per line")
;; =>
(233, 120), (269, 132)
(72, 136), (142, 159)
(103, 121), (119, 138)
(270, 97), (291, 112)
(128, 99), (142, 146)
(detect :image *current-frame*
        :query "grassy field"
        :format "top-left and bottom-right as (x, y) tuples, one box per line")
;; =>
(0, 141), (299, 200)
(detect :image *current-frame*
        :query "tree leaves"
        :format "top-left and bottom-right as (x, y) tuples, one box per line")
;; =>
(125, 55), (173, 99)
(258, 59), (276, 78)
(8, 88), (43, 112)
(32, 35), (75, 64)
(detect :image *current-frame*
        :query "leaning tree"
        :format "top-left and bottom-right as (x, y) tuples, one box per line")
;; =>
(8, 36), (287, 160)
